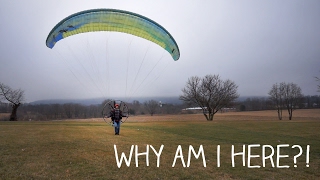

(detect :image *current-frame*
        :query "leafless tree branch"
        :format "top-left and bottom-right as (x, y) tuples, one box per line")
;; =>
(180, 74), (239, 120)
(0, 83), (25, 121)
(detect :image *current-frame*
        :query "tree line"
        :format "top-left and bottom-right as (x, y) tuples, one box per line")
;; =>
(0, 94), (318, 121)
(0, 100), (185, 121)
(1, 75), (319, 121)
(237, 95), (320, 111)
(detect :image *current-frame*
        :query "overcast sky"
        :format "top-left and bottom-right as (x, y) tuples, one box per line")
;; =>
(0, 0), (319, 103)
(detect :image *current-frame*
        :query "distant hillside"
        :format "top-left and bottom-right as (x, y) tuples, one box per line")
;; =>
(29, 96), (183, 106)
(236, 96), (268, 102)
(29, 96), (267, 106)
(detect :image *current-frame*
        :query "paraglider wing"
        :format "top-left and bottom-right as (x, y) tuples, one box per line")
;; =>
(46, 9), (180, 60)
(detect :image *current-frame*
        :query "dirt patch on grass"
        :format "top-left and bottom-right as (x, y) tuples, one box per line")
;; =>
(63, 109), (320, 123)
(0, 113), (10, 121)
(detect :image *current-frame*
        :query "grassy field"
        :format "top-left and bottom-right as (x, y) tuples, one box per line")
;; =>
(0, 109), (319, 179)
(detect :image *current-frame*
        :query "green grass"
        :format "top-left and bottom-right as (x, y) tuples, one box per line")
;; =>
(0, 114), (319, 179)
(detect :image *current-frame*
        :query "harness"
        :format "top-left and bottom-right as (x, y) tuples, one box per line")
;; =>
(102, 100), (129, 126)
(113, 109), (121, 122)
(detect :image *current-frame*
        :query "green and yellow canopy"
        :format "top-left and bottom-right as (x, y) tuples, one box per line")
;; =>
(46, 9), (180, 60)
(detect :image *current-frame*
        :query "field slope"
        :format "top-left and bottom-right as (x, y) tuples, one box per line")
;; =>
(1, 109), (319, 179)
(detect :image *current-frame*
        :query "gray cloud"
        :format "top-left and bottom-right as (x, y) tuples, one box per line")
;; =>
(0, 0), (319, 102)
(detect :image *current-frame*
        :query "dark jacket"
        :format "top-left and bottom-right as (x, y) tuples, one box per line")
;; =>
(108, 109), (126, 122)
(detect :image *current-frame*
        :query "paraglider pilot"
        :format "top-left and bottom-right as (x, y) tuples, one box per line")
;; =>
(107, 104), (126, 135)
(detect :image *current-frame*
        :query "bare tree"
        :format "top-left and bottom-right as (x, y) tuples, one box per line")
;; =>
(0, 83), (25, 121)
(316, 76), (320, 92)
(130, 100), (141, 115)
(144, 100), (159, 116)
(269, 82), (303, 120)
(268, 82), (285, 120)
(63, 103), (75, 119)
(180, 74), (239, 121)
(283, 83), (303, 120)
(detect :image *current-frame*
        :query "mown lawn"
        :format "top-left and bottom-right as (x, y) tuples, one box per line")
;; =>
(0, 111), (319, 179)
